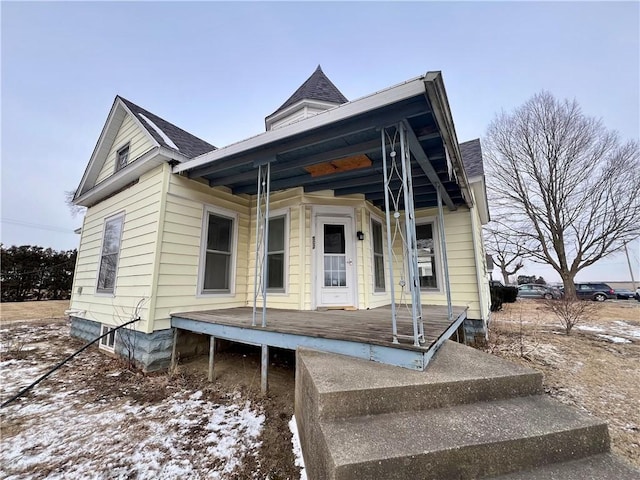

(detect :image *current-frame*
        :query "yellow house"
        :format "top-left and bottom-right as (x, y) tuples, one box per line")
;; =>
(69, 67), (491, 373)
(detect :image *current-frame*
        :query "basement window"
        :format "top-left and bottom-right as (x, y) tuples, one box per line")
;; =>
(99, 325), (116, 352)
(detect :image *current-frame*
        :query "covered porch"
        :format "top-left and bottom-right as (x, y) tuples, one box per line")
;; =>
(170, 304), (468, 392)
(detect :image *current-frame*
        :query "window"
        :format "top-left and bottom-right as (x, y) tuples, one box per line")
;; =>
(267, 215), (286, 291)
(99, 325), (116, 351)
(416, 222), (439, 290)
(97, 214), (124, 294)
(116, 145), (129, 172)
(371, 219), (385, 292)
(201, 209), (235, 294)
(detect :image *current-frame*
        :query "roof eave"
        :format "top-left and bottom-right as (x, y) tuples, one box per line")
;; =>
(74, 147), (187, 207)
(423, 72), (474, 209)
(174, 75), (428, 175)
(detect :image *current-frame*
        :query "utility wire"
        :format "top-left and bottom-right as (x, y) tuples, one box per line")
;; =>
(1, 218), (77, 234)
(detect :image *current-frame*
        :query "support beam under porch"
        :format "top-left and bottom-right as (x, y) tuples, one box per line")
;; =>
(171, 305), (467, 372)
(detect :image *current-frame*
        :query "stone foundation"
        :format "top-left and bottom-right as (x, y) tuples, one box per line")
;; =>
(70, 316), (174, 372)
(463, 317), (488, 347)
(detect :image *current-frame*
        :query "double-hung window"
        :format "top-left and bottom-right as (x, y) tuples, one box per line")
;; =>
(201, 208), (235, 294)
(371, 219), (385, 292)
(97, 213), (124, 294)
(416, 222), (439, 290)
(267, 215), (286, 292)
(116, 144), (129, 172)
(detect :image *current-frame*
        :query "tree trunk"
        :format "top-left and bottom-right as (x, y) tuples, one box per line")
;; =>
(561, 272), (577, 298)
(501, 268), (510, 285)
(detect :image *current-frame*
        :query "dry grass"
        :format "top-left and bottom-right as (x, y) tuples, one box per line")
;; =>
(0, 300), (69, 323)
(488, 298), (640, 468)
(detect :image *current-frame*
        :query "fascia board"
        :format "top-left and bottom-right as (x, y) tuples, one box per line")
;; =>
(75, 97), (161, 199)
(174, 75), (428, 174)
(74, 147), (184, 207)
(423, 72), (473, 208)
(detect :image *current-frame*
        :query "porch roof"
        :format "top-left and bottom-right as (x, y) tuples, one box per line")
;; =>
(174, 71), (472, 211)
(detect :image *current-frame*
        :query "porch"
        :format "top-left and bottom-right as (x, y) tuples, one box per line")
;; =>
(170, 304), (468, 391)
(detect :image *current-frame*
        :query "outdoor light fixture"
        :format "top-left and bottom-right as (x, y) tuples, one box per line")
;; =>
(357, 231), (364, 241)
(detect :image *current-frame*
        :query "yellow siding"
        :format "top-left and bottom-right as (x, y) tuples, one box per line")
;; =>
(69, 165), (165, 333)
(95, 114), (155, 184)
(150, 175), (252, 330)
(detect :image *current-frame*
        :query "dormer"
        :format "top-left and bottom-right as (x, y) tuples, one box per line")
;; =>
(265, 66), (348, 131)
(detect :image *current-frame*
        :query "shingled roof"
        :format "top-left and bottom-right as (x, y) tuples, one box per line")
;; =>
(459, 138), (484, 178)
(270, 65), (348, 117)
(118, 96), (216, 159)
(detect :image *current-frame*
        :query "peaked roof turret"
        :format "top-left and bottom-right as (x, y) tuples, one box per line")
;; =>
(270, 66), (348, 117)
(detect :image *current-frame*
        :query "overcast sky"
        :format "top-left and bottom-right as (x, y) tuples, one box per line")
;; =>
(2, 1), (639, 283)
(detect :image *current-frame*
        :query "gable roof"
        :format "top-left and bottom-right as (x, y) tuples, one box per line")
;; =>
(269, 66), (348, 117)
(459, 138), (484, 178)
(118, 96), (216, 158)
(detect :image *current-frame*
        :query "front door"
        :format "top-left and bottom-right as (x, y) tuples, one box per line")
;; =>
(316, 217), (356, 308)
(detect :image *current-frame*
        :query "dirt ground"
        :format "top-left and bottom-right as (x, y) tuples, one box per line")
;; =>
(0, 301), (300, 479)
(487, 298), (640, 469)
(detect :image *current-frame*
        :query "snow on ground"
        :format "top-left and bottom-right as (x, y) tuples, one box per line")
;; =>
(0, 323), (265, 479)
(576, 321), (639, 343)
(288, 416), (307, 480)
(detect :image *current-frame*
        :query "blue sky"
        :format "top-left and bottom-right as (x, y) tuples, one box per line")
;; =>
(1, 1), (638, 283)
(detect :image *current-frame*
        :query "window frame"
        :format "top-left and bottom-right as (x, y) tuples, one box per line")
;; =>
(197, 204), (239, 297)
(266, 208), (289, 294)
(115, 143), (130, 173)
(99, 324), (117, 352)
(370, 216), (386, 293)
(415, 217), (443, 293)
(95, 212), (125, 296)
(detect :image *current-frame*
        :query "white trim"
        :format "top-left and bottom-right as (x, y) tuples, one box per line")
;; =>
(266, 207), (290, 295)
(174, 75), (428, 174)
(95, 211), (125, 297)
(369, 213), (387, 294)
(415, 216), (444, 294)
(311, 206), (358, 309)
(74, 146), (188, 207)
(197, 204), (239, 297)
(76, 98), (161, 198)
(99, 324), (116, 352)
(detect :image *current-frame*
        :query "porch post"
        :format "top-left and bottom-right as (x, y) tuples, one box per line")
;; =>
(381, 129), (398, 343)
(252, 162), (271, 327)
(261, 344), (269, 394)
(437, 186), (454, 321)
(208, 336), (215, 382)
(399, 123), (423, 346)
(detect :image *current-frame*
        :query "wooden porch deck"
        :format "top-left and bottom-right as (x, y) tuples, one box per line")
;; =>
(171, 304), (468, 372)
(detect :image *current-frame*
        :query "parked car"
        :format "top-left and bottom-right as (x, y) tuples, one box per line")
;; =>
(636, 287), (640, 302)
(614, 288), (636, 300)
(489, 280), (504, 287)
(574, 283), (616, 302)
(517, 283), (561, 300)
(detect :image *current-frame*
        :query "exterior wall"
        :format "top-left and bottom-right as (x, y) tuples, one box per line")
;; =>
(150, 174), (252, 330)
(69, 164), (166, 333)
(248, 188), (304, 310)
(95, 114), (155, 184)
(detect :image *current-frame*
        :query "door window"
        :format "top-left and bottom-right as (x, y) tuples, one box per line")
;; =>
(323, 224), (346, 287)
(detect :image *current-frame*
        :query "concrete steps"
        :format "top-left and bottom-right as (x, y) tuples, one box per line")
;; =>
(295, 341), (639, 479)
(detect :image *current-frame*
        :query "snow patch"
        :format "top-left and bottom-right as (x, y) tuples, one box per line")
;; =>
(289, 415), (307, 480)
(576, 325), (606, 333)
(597, 334), (632, 344)
(139, 113), (180, 151)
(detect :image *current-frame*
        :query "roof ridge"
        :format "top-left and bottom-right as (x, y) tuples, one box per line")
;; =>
(117, 96), (216, 158)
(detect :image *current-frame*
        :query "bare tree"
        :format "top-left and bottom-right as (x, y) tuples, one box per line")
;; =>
(485, 91), (640, 297)
(484, 221), (526, 284)
(545, 296), (595, 335)
(65, 190), (86, 218)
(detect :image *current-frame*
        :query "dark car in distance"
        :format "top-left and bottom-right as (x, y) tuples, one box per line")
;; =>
(575, 283), (616, 302)
(614, 289), (636, 300)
